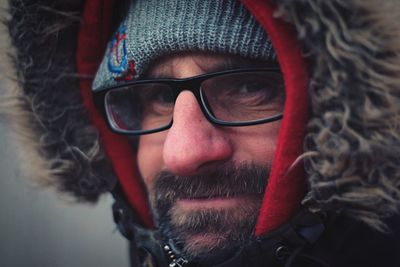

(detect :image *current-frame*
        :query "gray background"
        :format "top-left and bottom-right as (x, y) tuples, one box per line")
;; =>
(0, 1), (130, 267)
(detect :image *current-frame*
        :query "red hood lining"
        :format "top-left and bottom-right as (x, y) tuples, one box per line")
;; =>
(241, 0), (309, 235)
(77, 0), (153, 228)
(77, 0), (309, 235)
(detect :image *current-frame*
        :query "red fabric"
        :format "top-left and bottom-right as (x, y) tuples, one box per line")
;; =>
(76, 0), (153, 228)
(241, 0), (309, 235)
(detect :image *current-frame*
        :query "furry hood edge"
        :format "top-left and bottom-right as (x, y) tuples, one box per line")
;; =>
(2, 0), (400, 231)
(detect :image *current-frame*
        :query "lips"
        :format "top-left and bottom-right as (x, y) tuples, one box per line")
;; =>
(175, 192), (245, 200)
(176, 194), (260, 210)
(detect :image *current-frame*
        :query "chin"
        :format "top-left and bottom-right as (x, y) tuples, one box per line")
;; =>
(160, 197), (261, 260)
(184, 232), (233, 256)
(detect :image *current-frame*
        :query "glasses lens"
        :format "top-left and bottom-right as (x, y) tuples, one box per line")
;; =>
(200, 71), (284, 122)
(105, 83), (174, 132)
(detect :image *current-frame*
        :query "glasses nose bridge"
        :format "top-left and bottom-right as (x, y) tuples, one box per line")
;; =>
(169, 78), (211, 123)
(171, 78), (204, 104)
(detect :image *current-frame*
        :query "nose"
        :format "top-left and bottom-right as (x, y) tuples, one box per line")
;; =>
(163, 91), (233, 176)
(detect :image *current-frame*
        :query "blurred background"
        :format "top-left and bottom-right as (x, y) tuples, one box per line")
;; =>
(0, 1), (130, 267)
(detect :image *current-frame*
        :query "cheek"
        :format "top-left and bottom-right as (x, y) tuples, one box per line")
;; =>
(137, 133), (166, 192)
(230, 121), (281, 165)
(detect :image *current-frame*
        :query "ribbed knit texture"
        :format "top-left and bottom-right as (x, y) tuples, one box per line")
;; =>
(93, 0), (276, 91)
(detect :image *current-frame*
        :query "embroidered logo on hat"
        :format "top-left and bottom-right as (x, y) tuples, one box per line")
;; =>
(107, 24), (137, 82)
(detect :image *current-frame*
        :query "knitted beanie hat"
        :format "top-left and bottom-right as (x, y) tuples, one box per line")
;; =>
(92, 0), (276, 91)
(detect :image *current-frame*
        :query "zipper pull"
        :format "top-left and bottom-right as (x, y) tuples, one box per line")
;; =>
(163, 245), (189, 267)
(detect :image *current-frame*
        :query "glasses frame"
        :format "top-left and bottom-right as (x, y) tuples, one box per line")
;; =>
(93, 67), (284, 135)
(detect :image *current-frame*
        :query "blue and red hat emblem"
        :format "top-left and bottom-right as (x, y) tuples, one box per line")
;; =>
(108, 24), (137, 81)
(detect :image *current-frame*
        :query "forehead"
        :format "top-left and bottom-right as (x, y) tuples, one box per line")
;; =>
(144, 52), (278, 79)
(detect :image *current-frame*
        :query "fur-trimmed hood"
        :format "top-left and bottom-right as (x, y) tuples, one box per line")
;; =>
(2, 0), (400, 234)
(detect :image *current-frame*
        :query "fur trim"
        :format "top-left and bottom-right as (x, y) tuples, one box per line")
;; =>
(2, 0), (400, 230)
(2, 0), (116, 202)
(275, 0), (400, 231)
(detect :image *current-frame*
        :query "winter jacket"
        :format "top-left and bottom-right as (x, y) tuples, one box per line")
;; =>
(3, 0), (400, 266)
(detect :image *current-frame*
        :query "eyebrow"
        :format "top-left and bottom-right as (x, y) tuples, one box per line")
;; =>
(144, 57), (279, 79)
(219, 57), (279, 69)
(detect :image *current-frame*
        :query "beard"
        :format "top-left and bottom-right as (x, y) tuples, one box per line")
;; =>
(149, 162), (269, 262)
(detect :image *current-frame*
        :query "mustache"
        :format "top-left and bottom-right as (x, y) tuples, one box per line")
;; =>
(152, 162), (270, 202)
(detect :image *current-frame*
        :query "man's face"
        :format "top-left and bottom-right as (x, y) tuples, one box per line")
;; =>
(137, 52), (282, 258)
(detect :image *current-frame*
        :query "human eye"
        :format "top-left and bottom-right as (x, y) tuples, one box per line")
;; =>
(142, 87), (174, 105)
(139, 84), (175, 116)
(202, 71), (284, 112)
(228, 76), (280, 106)
(237, 80), (269, 95)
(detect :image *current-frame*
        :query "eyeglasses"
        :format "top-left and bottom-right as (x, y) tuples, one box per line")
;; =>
(94, 67), (284, 135)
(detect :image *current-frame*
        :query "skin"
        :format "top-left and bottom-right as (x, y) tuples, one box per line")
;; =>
(137, 52), (282, 255)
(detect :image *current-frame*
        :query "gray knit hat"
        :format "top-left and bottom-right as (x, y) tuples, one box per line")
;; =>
(92, 0), (276, 91)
